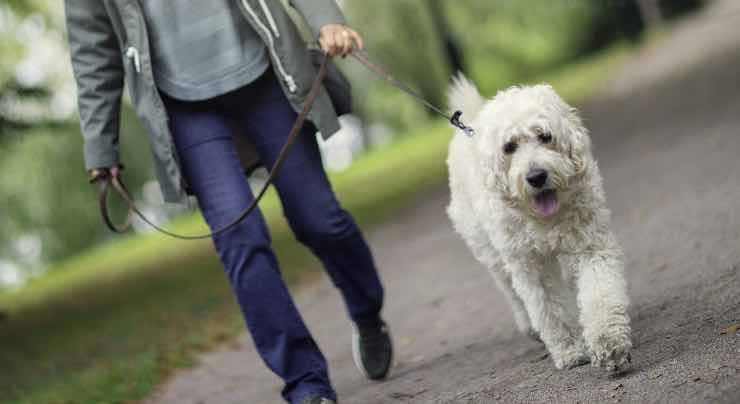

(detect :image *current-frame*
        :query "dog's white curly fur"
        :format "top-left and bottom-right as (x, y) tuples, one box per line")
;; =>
(446, 74), (632, 371)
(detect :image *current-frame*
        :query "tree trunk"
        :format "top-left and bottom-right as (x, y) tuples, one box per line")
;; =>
(427, 0), (466, 75)
(637, 0), (663, 27)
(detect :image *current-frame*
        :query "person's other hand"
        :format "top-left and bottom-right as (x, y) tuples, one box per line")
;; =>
(319, 24), (364, 57)
(89, 164), (122, 183)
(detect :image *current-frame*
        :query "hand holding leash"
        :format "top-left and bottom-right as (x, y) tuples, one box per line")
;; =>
(319, 24), (364, 57)
(90, 164), (134, 233)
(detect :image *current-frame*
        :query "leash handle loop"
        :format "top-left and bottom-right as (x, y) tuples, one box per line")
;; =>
(98, 171), (133, 234)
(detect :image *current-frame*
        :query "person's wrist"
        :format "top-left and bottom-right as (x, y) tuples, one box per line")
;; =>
(88, 167), (109, 183)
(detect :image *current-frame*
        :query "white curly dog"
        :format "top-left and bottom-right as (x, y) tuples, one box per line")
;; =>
(446, 76), (632, 371)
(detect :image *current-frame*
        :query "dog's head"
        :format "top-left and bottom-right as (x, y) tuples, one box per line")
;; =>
(449, 75), (592, 219)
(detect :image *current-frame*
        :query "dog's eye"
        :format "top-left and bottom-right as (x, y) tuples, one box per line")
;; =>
(538, 132), (553, 144)
(503, 141), (518, 155)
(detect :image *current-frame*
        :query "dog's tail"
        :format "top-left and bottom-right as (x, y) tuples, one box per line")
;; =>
(448, 73), (485, 122)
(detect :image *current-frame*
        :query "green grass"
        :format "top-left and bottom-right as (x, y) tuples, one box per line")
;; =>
(0, 43), (630, 404)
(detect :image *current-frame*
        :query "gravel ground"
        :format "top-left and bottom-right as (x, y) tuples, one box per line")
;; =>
(145, 3), (740, 403)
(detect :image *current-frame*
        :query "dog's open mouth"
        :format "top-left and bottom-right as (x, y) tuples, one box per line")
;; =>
(533, 189), (559, 217)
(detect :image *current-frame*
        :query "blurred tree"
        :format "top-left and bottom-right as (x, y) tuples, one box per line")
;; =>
(637, 0), (663, 27)
(0, 0), (74, 134)
(343, 0), (451, 130)
(582, 1), (644, 52)
(585, 0), (705, 53)
(659, 0), (705, 19)
(427, 0), (466, 75)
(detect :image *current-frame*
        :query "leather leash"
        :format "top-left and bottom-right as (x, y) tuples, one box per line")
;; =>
(96, 51), (475, 239)
(96, 54), (330, 240)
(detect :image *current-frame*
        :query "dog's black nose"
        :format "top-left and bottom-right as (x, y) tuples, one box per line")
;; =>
(526, 168), (548, 188)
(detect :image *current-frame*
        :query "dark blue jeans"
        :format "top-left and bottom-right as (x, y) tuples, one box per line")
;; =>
(163, 70), (384, 404)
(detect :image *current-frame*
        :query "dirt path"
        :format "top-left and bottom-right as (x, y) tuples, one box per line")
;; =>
(145, 3), (740, 403)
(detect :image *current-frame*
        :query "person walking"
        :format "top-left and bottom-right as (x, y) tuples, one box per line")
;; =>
(64, 1), (392, 403)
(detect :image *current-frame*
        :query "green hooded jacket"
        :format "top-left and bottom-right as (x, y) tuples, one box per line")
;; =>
(65, 0), (345, 203)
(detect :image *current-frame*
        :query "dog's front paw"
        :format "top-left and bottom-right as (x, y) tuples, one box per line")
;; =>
(589, 333), (632, 372)
(552, 342), (590, 370)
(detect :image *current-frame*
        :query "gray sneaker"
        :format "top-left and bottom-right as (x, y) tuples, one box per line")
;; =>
(300, 396), (336, 404)
(352, 320), (393, 380)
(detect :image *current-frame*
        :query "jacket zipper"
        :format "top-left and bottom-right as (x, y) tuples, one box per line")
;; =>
(240, 0), (297, 93)
(258, 0), (279, 38)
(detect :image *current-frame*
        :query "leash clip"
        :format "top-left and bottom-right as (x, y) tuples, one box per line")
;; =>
(450, 110), (475, 137)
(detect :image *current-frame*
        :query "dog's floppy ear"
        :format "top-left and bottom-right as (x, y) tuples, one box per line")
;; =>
(448, 73), (485, 122)
(564, 108), (592, 176)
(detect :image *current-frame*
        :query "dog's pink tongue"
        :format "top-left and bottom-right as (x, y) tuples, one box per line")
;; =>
(534, 190), (559, 217)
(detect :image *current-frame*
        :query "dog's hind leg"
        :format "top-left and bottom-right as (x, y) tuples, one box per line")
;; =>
(508, 257), (589, 370)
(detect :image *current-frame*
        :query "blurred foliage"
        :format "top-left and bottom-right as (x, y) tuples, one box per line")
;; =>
(0, 1), (153, 283)
(0, 0), (70, 132)
(343, 0), (604, 130)
(0, 107), (154, 279)
(341, 0), (704, 131)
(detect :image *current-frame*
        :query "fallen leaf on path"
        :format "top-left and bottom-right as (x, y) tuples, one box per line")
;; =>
(400, 336), (415, 346)
(389, 389), (428, 399)
(654, 263), (669, 272)
(720, 324), (739, 335)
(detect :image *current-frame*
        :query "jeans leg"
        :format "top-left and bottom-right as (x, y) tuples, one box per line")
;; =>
(229, 74), (384, 329)
(163, 95), (335, 403)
